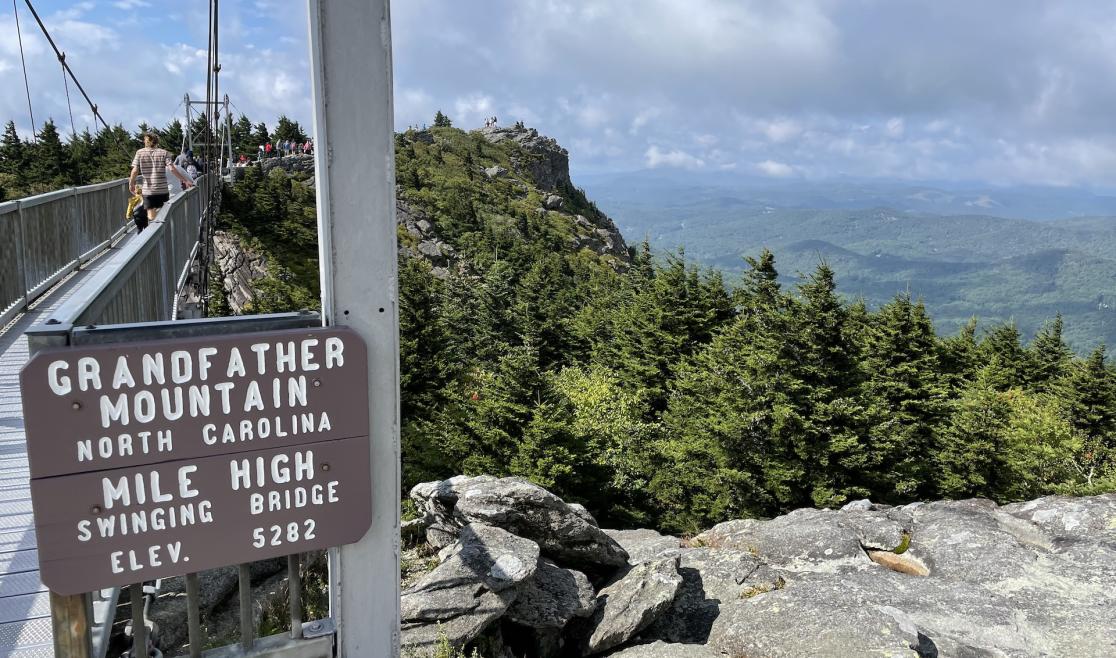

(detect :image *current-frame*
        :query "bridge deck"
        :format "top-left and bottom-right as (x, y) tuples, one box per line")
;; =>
(0, 240), (133, 658)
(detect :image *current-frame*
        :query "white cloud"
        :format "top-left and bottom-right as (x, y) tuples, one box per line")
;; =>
(112, 0), (150, 9)
(645, 145), (704, 169)
(761, 118), (803, 143)
(886, 117), (905, 138)
(453, 93), (495, 126)
(756, 159), (795, 177)
(629, 107), (661, 135)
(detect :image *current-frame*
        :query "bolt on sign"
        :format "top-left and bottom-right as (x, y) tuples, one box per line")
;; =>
(20, 327), (372, 595)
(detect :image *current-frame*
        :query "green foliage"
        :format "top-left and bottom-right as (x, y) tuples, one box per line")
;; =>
(271, 115), (308, 144)
(433, 110), (452, 128)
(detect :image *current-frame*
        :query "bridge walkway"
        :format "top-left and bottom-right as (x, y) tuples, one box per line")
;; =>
(0, 233), (140, 657)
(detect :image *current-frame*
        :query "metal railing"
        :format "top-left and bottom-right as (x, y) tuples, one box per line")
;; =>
(0, 179), (131, 329)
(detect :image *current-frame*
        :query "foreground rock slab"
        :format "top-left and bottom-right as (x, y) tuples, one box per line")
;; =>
(605, 640), (722, 657)
(400, 524), (539, 650)
(411, 476), (629, 571)
(577, 557), (683, 655)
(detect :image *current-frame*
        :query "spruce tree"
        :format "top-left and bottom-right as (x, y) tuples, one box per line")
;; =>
(27, 120), (70, 191)
(251, 122), (270, 147)
(0, 121), (26, 178)
(433, 110), (452, 128)
(795, 263), (868, 507)
(936, 367), (1011, 498)
(859, 294), (948, 500)
(978, 322), (1031, 390)
(1058, 345), (1116, 483)
(1029, 314), (1074, 392)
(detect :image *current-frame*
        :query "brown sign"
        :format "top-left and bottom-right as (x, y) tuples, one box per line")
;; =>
(20, 327), (372, 595)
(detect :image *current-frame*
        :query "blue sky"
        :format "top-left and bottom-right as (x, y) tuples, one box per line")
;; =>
(5, 1), (1116, 186)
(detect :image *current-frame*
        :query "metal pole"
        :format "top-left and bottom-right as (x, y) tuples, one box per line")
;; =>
(308, 0), (400, 655)
(15, 203), (29, 311)
(288, 554), (303, 639)
(238, 563), (254, 651)
(185, 573), (202, 658)
(185, 94), (193, 153)
(129, 584), (146, 658)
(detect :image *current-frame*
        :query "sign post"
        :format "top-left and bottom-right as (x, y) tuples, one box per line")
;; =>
(308, 0), (401, 655)
(20, 327), (373, 593)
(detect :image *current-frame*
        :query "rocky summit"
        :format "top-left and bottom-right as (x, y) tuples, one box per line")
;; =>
(402, 476), (1116, 657)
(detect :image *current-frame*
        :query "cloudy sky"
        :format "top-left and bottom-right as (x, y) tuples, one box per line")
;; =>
(4, 1), (1116, 186)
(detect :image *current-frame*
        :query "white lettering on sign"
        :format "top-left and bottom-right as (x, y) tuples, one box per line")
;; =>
(201, 411), (332, 445)
(110, 542), (185, 574)
(100, 465), (200, 509)
(77, 430), (174, 462)
(249, 482), (340, 514)
(230, 450), (315, 490)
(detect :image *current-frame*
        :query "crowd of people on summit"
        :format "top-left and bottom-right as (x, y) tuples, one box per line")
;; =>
(255, 139), (314, 161)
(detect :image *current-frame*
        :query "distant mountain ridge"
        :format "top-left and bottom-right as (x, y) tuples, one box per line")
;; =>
(579, 170), (1116, 221)
(581, 172), (1116, 351)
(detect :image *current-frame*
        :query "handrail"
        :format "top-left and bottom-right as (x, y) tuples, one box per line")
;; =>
(30, 174), (215, 331)
(0, 178), (130, 328)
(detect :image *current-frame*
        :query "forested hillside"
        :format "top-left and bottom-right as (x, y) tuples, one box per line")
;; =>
(212, 118), (1116, 536)
(581, 175), (1116, 352)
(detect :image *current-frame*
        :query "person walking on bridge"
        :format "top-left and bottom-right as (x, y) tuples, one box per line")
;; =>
(129, 131), (193, 223)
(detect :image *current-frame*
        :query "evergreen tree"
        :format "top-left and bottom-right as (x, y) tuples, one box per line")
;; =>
(978, 322), (1031, 390)
(27, 120), (70, 191)
(232, 115), (254, 156)
(67, 129), (97, 185)
(939, 317), (979, 391)
(859, 294), (948, 500)
(936, 367), (1012, 498)
(162, 119), (186, 154)
(433, 110), (452, 128)
(0, 121), (26, 177)
(794, 264), (868, 507)
(272, 115), (308, 144)
(1058, 345), (1116, 486)
(1029, 314), (1074, 392)
(251, 122), (271, 147)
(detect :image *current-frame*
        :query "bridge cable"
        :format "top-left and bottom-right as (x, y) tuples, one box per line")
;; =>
(59, 53), (77, 140)
(12, 0), (37, 136)
(21, 0), (133, 160)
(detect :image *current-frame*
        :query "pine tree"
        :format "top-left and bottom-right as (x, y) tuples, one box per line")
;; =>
(251, 122), (270, 147)
(162, 119), (186, 154)
(232, 115), (254, 155)
(27, 120), (70, 191)
(272, 115), (308, 144)
(67, 129), (96, 185)
(978, 322), (1031, 390)
(1058, 345), (1116, 485)
(858, 294), (948, 500)
(0, 121), (26, 178)
(938, 317), (979, 391)
(433, 110), (452, 128)
(1029, 314), (1074, 392)
(936, 367), (1011, 498)
(794, 263), (868, 507)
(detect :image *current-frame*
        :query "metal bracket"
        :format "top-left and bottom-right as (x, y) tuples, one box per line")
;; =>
(301, 618), (335, 640)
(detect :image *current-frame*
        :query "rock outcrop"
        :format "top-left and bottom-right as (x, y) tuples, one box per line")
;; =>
(212, 230), (268, 314)
(402, 477), (1116, 657)
(479, 125), (571, 193)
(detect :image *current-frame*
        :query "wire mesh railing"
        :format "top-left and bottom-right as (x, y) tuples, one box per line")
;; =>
(0, 179), (130, 329)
